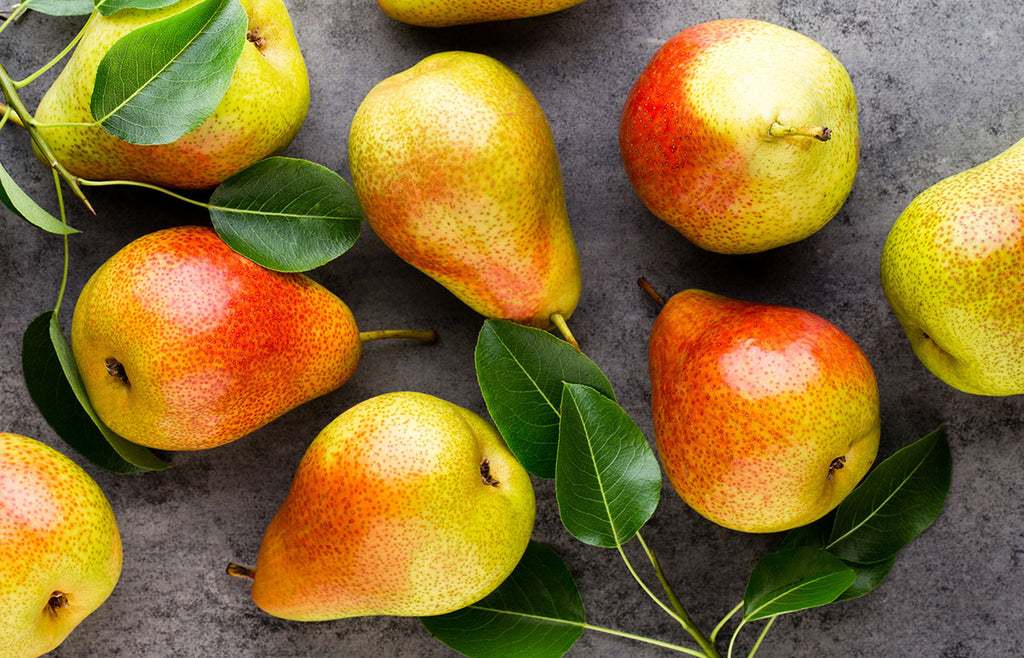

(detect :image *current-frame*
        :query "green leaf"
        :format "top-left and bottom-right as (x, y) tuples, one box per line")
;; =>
(21, 312), (170, 473)
(778, 517), (895, 602)
(19, 0), (94, 15)
(826, 427), (951, 564)
(421, 541), (584, 658)
(0, 161), (78, 234)
(779, 515), (832, 551)
(209, 157), (363, 272)
(475, 320), (615, 478)
(835, 556), (895, 602)
(90, 0), (246, 145)
(556, 383), (660, 547)
(95, 0), (183, 15)
(743, 546), (856, 621)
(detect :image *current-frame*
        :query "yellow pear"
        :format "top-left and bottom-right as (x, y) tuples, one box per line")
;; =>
(0, 433), (121, 658)
(648, 289), (880, 533)
(375, 0), (589, 27)
(71, 225), (418, 451)
(229, 391), (535, 620)
(620, 19), (859, 254)
(348, 51), (581, 329)
(881, 135), (1024, 395)
(32, 0), (309, 190)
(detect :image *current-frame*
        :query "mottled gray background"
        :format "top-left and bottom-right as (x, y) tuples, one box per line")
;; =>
(2, 0), (1023, 656)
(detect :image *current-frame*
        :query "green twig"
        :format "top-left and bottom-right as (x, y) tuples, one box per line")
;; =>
(615, 541), (721, 657)
(636, 532), (721, 658)
(0, 61), (93, 213)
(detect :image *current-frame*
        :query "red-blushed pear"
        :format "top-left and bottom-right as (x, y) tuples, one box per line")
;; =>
(348, 51), (581, 330)
(375, 0), (588, 27)
(0, 433), (121, 658)
(70, 226), (434, 452)
(881, 135), (1024, 396)
(647, 288), (880, 533)
(227, 391), (535, 620)
(32, 0), (309, 190)
(620, 19), (859, 254)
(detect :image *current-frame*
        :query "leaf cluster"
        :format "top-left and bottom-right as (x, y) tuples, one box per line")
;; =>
(2, 2), (364, 470)
(424, 321), (953, 657)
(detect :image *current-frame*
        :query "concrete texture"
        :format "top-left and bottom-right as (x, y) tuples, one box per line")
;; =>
(1, 1), (1022, 656)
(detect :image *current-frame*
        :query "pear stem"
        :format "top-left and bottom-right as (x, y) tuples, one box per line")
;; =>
(637, 277), (666, 308)
(359, 329), (437, 344)
(226, 563), (256, 580)
(768, 122), (832, 142)
(549, 312), (579, 350)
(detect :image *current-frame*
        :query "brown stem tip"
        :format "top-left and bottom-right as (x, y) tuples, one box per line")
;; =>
(226, 563), (256, 580)
(637, 277), (665, 308)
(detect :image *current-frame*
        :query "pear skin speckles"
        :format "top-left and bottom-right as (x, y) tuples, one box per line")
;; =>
(32, 0), (308, 190)
(376, 0), (589, 27)
(0, 434), (121, 658)
(248, 391), (535, 621)
(881, 136), (1024, 396)
(648, 290), (880, 533)
(620, 19), (859, 254)
(348, 51), (581, 329)
(70, 226), (361, 451)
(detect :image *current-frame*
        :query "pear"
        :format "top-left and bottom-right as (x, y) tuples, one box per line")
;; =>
(375, 0), (588, 27)
(881, 136), (1024, 396)
(348, 51), (581, 329)
(71, 225), (433, 451)
(620, 19), (859, 254)
(32, 0), (309, 190)
(648, 289), (879, 533)
(0, 433), (121, 658)
(228, 391), (535, 620)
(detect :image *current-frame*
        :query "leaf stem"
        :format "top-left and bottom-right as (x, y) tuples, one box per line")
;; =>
(52, 169), (70, 316)
(636, 532), (687, 619)
(746, 616), (775, 658)
(0, 62), (93, 213)
(710, 602), (743, 643)
(549, 312), (579, 350)
(727, 618), (747, 658)
(582, 621), (708, 656)
(636, 532), (721, 658)
(615, 541), (721, 657)
(0, 100), (24, 127)
(15, 11), (96, 87)
(77, 177), (212, 209)
(358, 329), (437, 344)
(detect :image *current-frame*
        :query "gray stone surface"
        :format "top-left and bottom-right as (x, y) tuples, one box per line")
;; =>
(1, 1), (1023, 656)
